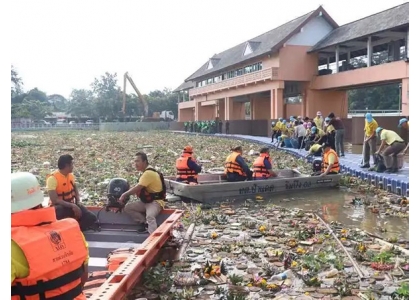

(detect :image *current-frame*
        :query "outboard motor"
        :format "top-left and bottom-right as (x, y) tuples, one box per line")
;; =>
(106, 178), (130, 212)
(312, 159), (322, 173)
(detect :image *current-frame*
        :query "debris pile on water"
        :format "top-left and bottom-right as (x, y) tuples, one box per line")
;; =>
(131, 202), (409, 300)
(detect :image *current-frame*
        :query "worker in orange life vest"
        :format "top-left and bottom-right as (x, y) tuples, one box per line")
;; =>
(46, 154), (97, 231)
(252, 147), (278, 180)
(175, 146), (202, 184)
(12, 172), (89, 300)
(320, 142), (340, 177)
(224, 146), (253, 182)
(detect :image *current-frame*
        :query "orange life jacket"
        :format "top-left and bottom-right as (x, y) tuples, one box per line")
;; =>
(11, 207), (87, 300)
(46, 171), (76, 203)
(224, 152), (245, 176)
(322, 149), (340, 173)
(253, 153), (272, 179)
(135, 167), (166, 204)
(176, 153), (198, 181)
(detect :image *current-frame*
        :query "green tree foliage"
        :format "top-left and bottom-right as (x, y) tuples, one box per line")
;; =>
(348, 51), (401, 111)
(11, 67), (179, 121)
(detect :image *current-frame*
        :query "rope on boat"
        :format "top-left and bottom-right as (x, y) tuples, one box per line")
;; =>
(174, 223), (196, 262)
(314, 213), (367, 279)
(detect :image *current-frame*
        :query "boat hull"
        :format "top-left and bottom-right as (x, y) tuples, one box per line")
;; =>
(165, 169), (341, 203)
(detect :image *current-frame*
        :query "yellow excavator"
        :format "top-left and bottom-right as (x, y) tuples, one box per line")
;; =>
(121, 72), (174, 122)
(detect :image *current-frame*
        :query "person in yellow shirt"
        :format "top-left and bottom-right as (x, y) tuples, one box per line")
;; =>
(314, 111), (324, 130)
(271, 120), (281, 143)
(12, 172), (89, 298)
(375, 127), (406, 173)
(119, 151), (165, 234)
(312, 126), (327, 145)
(306, 143), (323, 157)
(361, 113), (379, 168)
(398, 118), (409, 155)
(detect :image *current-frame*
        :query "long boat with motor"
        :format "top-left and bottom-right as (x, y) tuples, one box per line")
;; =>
(40, 195), (183, 300)
(165, 169), (341, 204)
(81, 206), (183, 299)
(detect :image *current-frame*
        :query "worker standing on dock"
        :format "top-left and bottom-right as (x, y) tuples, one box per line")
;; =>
(398, 118), (409, 155)
(119, 152), (166, 234)
(224, 146), (253, 182)
(361, 113), (378, 168)
(253, 147), (278, 180)
(12, 172), (89, 299)
(47, 154), (97, 231)
(175, 146), (202, 184)
(320, 143), (340, 176)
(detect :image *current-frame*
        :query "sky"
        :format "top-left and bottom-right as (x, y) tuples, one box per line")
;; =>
(10, 0), (408, 98)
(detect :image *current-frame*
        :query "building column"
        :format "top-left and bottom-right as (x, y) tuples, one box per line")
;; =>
(401, 78), (409, 116)
(335, 46), (340, 73)
(250, 97), (255, 120)
(326, 57), (330, 69)
(367, 36), (372, 67)
(225, 97), (233, 120)
(270, 88), (284, 119)
(406, 29), (409, 58)
(194, 101), (199, 121)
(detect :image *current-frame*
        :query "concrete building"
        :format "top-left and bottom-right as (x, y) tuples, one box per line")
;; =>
(175, 3), (409, 122)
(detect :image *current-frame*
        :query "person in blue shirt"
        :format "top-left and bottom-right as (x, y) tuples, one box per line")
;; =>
(224, 146), (253, 182)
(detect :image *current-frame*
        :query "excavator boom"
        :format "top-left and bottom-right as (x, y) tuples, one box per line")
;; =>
(121, 72), (149, 117)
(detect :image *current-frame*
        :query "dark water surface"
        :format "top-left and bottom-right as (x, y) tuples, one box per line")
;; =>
(263, 189), (409, 240)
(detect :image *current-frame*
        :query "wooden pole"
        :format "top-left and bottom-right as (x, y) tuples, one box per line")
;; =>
(174, 223), (195, 262)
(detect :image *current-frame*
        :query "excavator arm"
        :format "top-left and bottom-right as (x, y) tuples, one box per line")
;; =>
(122, 72), (149, 117)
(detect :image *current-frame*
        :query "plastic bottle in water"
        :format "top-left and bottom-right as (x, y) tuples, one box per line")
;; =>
(268, 269), (294, 282)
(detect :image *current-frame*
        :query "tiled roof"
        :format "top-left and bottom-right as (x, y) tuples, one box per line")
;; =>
(184, 6), (337, 82)
(310, 2), (409, 52)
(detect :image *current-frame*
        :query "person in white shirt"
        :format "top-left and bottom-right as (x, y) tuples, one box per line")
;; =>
(294, 121), (306, 149)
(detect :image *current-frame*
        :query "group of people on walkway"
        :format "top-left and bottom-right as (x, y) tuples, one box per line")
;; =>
(272, 111), (346, 157)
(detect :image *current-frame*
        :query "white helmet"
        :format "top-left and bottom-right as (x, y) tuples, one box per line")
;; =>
(11, 172), (44, 213)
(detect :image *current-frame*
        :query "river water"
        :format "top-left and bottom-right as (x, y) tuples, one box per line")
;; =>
(258, 188), (409, 240)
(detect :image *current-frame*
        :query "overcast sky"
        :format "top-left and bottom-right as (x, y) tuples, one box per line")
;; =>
(11, 0), (407, 98)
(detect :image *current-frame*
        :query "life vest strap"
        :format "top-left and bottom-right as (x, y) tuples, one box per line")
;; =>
(12, 264), (84, 298)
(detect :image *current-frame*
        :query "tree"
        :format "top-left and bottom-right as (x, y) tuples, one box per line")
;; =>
(67, 89), (94, 120)
(91, 72), (122, 120)
(18, 99), (52, 120)
(11, 66), (23, 97)
(48, 94), (68, 111)
(348, 51), (401, 111)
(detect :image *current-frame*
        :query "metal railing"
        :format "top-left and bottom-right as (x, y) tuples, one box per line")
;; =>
(347, 109), (404, 118)
(11, 123), (100, 131)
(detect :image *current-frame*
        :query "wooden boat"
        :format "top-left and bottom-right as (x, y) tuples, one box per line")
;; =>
(165, 169), (341, 203)
(81, 206), (183, 299)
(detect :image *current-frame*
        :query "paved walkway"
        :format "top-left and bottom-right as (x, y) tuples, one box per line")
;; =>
(172, 131), (409, 196)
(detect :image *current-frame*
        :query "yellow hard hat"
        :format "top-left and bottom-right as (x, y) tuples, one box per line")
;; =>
(11, 172), (44, 213)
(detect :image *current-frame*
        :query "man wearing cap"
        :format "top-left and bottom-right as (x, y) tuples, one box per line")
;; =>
(375, 127), (405, 173)
(361, 113), (378, 168)
(176, 146), (202, 184)
(320, 143), (340, 177)
(314, 111), (324, 130)
(399, 118), (409, 130)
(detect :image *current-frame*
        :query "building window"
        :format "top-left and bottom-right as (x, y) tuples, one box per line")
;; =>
(198, 61), (263, 86)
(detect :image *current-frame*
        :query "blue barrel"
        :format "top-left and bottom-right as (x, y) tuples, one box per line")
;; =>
(391, 179), (399, 194)
(383, 177), (388, 190)
(284, 138), (292, 148)
(401, 181), (408, 196)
